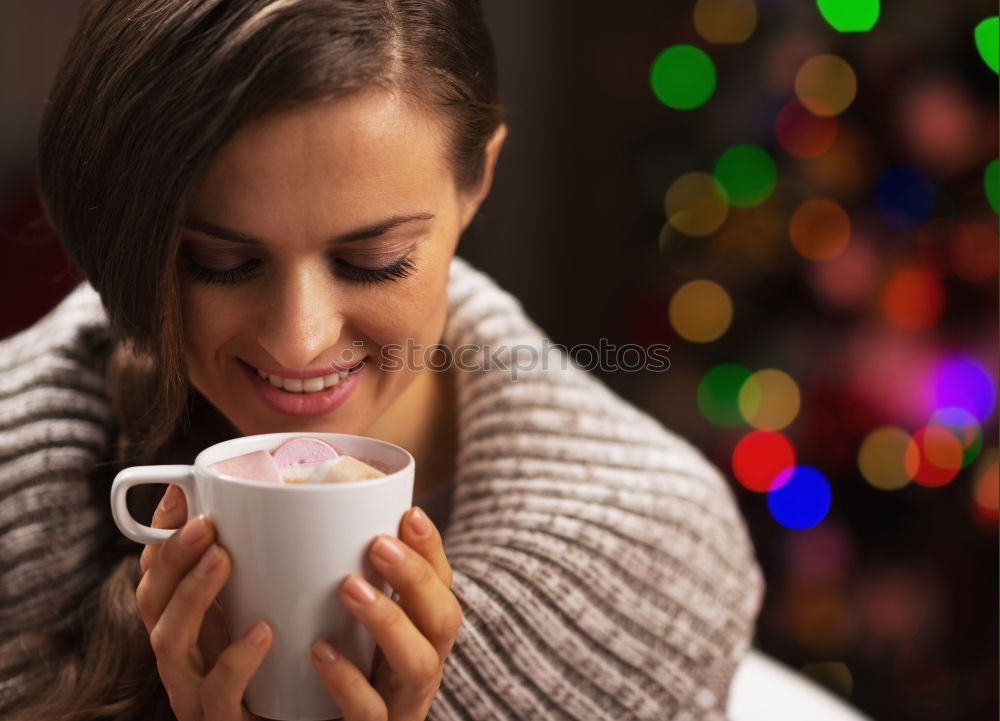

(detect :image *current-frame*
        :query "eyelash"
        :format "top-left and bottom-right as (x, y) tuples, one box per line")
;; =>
(181, 255), (416, 287)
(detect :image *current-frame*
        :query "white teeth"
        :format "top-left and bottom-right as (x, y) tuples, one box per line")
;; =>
(302, 376), (324, 392)
(257, 368), (350, 393)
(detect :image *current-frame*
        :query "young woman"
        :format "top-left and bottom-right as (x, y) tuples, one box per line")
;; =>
(0, 1), (764, 719)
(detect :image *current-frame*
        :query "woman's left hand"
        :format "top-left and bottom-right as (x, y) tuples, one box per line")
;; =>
(311, 506), (462, 721)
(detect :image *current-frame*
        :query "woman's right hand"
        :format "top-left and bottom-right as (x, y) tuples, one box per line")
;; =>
(136, 484), (273, 721)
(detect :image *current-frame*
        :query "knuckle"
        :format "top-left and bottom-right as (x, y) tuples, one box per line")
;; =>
(408, 557), (436, 589)
(411, 650), (443, 690)
(134, 578), (155, 619)
(148, 624), (172, 657)
(139, 547), (154, 574)
(437, 601), (464, 640)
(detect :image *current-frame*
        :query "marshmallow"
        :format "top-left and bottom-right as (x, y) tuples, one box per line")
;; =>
(271, 437), (339, 467)
(210, 450), (283, 484)
(305, 455), (385, 484)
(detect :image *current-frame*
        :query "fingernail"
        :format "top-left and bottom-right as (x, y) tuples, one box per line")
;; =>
(160, 485), (178, 512)
(180, 515), (208, 546)
(313, 640), (336, 663)
(245, 621), (270, 648)
(195, 545), (221, 575)
(374, 536), (405, 564)
(345, 575), (377, 605)
(410, 507), (431, 537)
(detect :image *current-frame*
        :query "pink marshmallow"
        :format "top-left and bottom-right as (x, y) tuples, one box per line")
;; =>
(210, 450), (283, 484)
(271, 437), (339, 468)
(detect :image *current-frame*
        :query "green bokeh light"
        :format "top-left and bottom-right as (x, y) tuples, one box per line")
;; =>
(713, 144), (777, 207)
(697, 363), (753, 427)
(817, 0), (880, 32)
(985, 159), (999, 214)
(649, 45), (717, 110)
(975, 17), (1000, 74)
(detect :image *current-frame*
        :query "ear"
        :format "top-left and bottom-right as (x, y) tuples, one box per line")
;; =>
(459, 123), (508, 233)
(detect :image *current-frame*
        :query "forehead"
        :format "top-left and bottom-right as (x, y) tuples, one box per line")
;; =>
(190, 91), (453, 223)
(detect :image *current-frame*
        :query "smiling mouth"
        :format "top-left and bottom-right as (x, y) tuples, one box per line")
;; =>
(245, 360), (366, 394)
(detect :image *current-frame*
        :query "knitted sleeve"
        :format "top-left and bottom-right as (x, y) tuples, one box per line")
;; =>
(0, 284), (117, 704)
(430, 261), (765, 720)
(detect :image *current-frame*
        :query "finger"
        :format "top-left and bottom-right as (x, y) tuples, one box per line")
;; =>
(200, 620), (274, 721)
(139, 484), (190, 575)
(154, 543), (232, 659)
(340, 574), (442, 691)
(310, 638), (388, 720)
(398, 507), (452, 588)
(135, 514), (216, 633)
(369, 535), (463, 658)
(148, 543), (233, 719)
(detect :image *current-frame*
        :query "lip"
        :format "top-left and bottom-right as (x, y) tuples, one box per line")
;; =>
(239, 358), (366, 416)
(244, 358), (367, 379)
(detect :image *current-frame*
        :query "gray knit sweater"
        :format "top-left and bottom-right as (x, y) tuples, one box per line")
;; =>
(0, 254), (764, 720)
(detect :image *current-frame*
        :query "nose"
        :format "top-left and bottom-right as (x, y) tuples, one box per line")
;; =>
(256, 264), (344, 370)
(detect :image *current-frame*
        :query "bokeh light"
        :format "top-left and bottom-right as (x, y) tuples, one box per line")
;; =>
(949, 222), (999, 282)
(858, 426), (913, 490)
(669, 279), (733, 342)
(664, 171), (730, 235)
(875, 167), (935, 228)
(905, 425), (963, 488)
(899, 79), (983, 176)
(713, 144), (777, 207)
(801, 124), (872, 200)
(880, 266), (945, 331)
(971, 449), (998, 526)
(984, 159), (999, 214)
(811, 236), (878, 309)
(930, 356), (996, 422)
(783, 521), (854, 583)
(732, 430), (797, 492)
(974, 17), (1000, 73)
(650, 45), (717, 110)
(775, 98), (838, 158)
(694, 0), (758, 44)
(795, 54), (858, 116)
(768, 466), (833, 530)
(739, 368), (802, 430)
(817, 0), (880, 32)
(698, 362), (753, 427)
(789, 198), (851, 261)
(858, 567), (934, 642)
(928, 407), (982, 469)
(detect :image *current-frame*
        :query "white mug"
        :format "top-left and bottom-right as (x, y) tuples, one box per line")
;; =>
(110, 432), (415, 721)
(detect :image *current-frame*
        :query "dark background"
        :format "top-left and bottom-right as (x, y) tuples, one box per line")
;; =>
(1, 2), (996, 720)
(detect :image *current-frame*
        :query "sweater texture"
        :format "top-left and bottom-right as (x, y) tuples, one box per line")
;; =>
(0, 254), (764, 720)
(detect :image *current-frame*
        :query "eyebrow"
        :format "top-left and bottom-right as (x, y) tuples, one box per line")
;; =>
(184, 212), (435, 245)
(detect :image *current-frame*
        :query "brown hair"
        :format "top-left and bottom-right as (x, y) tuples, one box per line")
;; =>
(4, 1), (501, 718)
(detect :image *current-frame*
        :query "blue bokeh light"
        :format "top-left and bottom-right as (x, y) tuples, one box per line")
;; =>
(875, 166), (935, 228)
(767, 466), (833, 530)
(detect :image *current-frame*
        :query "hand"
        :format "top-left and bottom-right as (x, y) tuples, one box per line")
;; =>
(136, 484), (272, 721)
(310, 506), (462, 721)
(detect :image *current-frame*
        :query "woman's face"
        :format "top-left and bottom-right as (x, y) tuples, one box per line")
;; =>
(180, 91), (488, 436)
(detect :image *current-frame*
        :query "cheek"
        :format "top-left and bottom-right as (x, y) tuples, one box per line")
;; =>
(181, 287), (243, 370)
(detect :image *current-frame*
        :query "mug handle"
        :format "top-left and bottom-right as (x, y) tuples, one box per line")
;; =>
(110, 465), (196, 545)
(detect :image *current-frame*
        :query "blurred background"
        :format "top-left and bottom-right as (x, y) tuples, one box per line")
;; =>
(1, 1), (996, 720)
